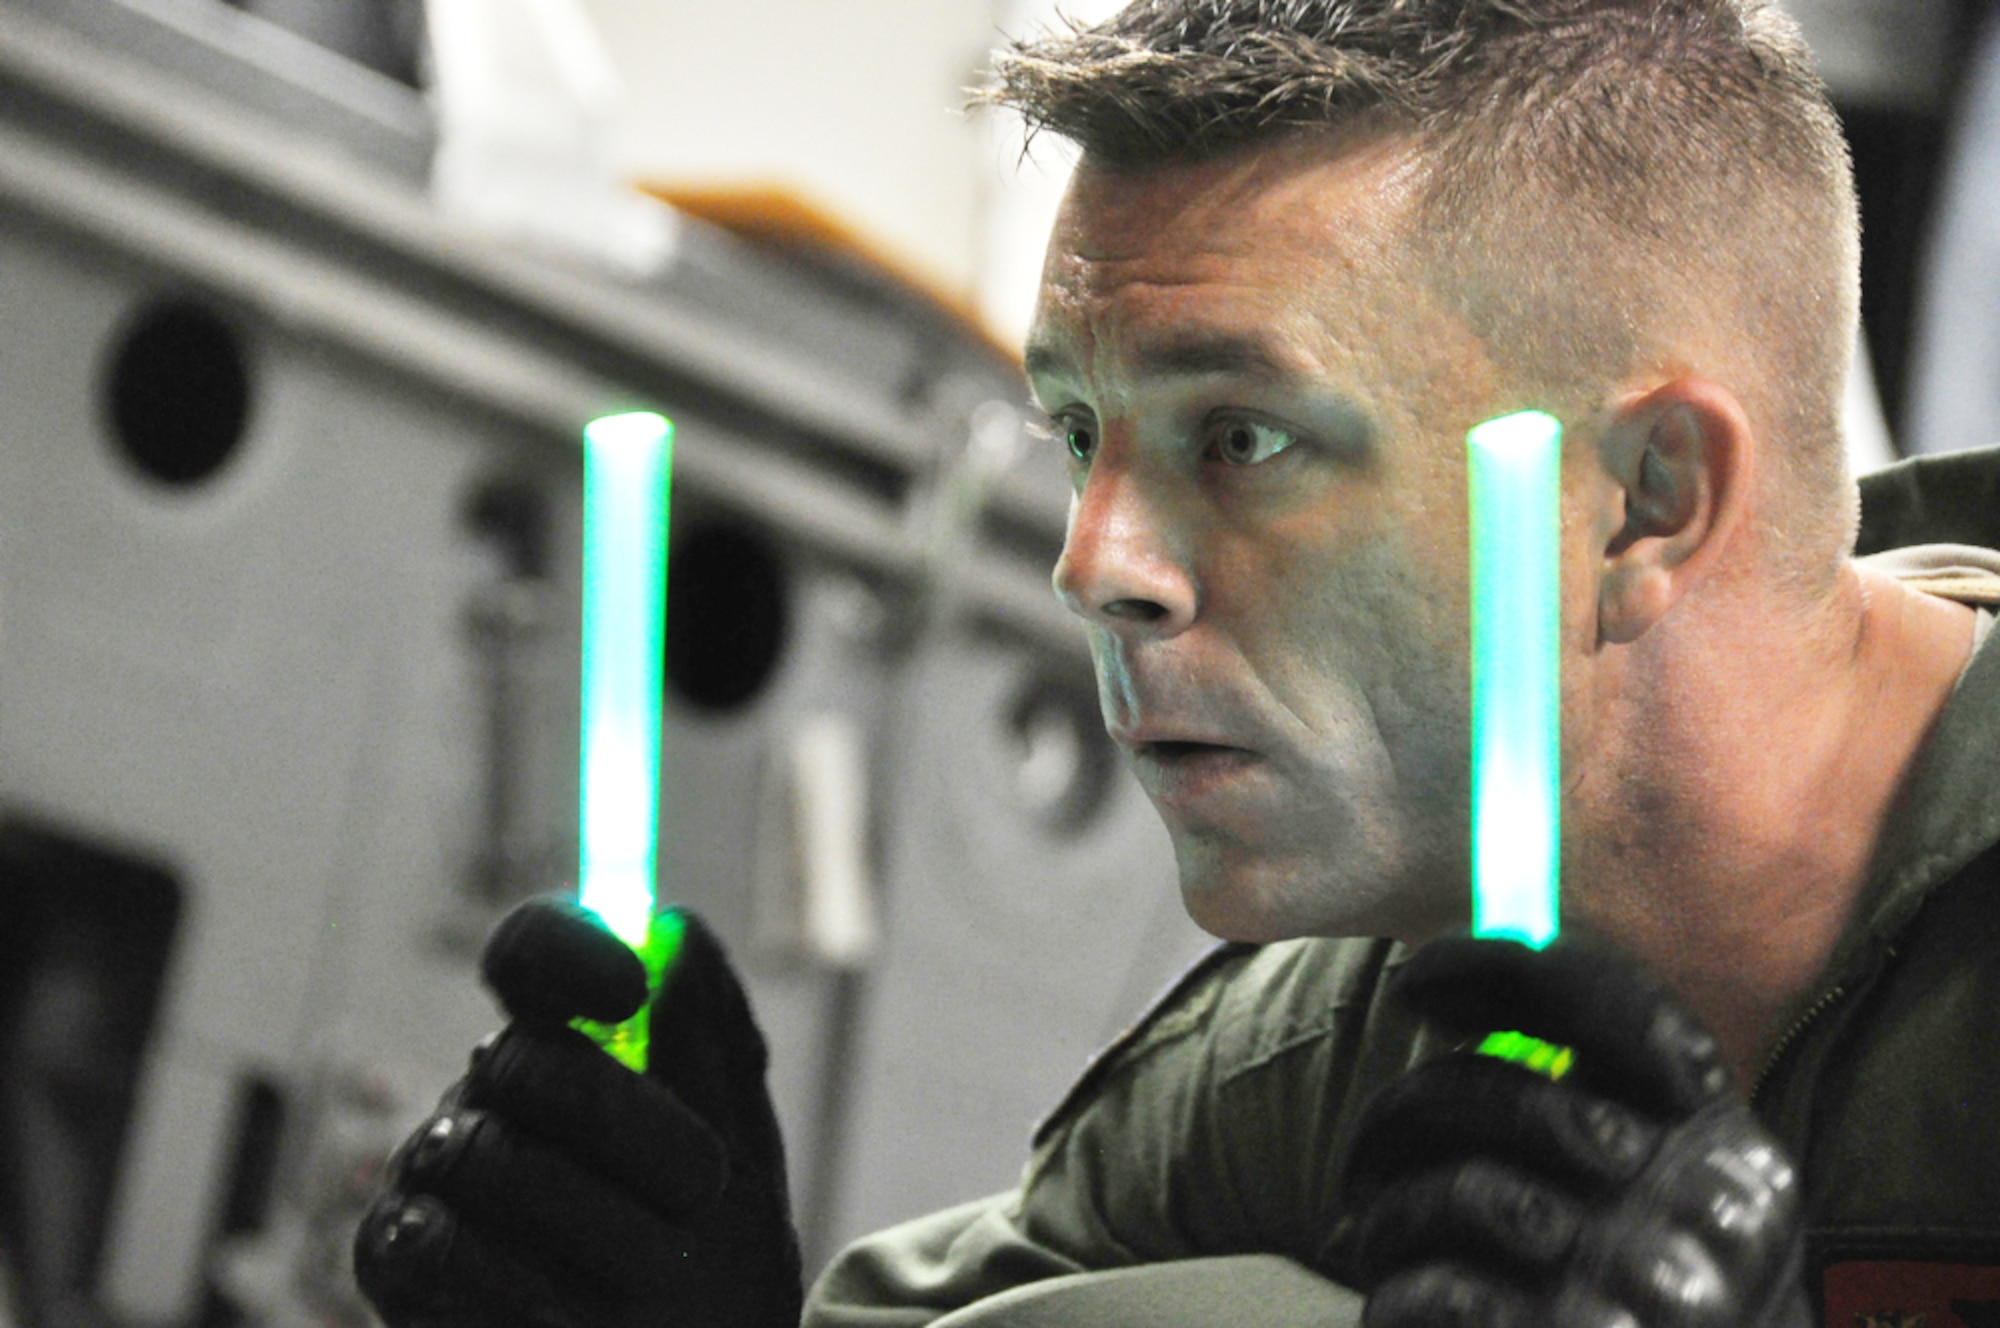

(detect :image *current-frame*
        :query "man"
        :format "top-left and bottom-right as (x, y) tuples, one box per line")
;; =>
(355, 2), (2000, 1325)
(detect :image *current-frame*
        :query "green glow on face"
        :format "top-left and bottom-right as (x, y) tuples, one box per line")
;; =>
(579, 410), (673, 955)
(1467, 409), (1562, 950)
(1477, 1029), (1575, 1080)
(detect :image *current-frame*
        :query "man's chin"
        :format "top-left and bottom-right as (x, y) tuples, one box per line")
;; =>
(1175, 851), (1458, 944)
(1181, 891), (1297, 943)
(1179, 867), (1361, 942)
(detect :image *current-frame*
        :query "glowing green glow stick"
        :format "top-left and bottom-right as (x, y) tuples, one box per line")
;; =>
(575, 410), (680, 1072)
(1467, 409), (1562, 949)
(1467, 410), (1568, 1078)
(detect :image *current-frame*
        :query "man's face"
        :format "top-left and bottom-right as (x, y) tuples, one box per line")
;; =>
(1027, 132), (1505, 943)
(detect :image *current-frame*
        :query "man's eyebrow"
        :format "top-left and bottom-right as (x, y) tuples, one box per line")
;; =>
(1023, 343), (1070, 384)
(1022, 333), (1307, 388)
(1132, 332), (1303, 381)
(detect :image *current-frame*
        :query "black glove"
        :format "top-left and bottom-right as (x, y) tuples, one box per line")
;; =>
(1328, 934), (1809, 1328)
(353, 899), (802, 1328)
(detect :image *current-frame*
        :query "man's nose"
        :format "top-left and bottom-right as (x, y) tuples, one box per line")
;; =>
(1052, 458), (1196, 637)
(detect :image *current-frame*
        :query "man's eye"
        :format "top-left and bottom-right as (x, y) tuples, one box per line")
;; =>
(1210, 419), (1297, 466)
(1062, 419), (1098, 463)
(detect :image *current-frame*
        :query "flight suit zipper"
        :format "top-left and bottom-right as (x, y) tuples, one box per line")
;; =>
(1748, 944), (1894, 1106)
(1749, 983), (1847, 1105)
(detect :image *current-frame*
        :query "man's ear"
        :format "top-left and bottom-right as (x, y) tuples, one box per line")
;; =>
(1594, 377), (1754, 646)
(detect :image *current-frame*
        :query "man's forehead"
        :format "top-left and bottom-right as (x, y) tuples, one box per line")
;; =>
(1025, 138), (1503, 444)
(1055, 128), (1426, 258)
(1026, 140), (1438, 399)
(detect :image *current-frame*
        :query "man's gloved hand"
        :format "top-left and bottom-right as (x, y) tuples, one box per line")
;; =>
(353, 899), (802, 1328)
(1328, 935), (1809, 1328)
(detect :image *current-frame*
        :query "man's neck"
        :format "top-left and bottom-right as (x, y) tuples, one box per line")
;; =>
(1572, 562), (1978, 1091)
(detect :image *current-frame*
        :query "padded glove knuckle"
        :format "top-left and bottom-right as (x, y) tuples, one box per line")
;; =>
(1639, 1107), (1805, 1320)
(1579, 1102), (1806, 1328)
(397, 1106), (493, 1202)
(353, 1190), (585, 1328)
(355, 1191), (462, 1324)
(1582, 1218), (1742, 1328)
(1547, 1282), (1645, 1328)
(1568, 1096), (1660, 1180)
(1640, 1005), (1732, 1111)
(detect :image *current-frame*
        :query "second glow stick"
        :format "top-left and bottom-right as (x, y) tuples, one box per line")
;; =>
(1467, 409), (1563, 951)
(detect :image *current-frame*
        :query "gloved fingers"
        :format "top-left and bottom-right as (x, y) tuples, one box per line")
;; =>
(1348, 1159), (1584, 1289)
(395, 1105), (680, 1298)
(353, 1191), (584, 1328)
(1361, 1263), (1535, 1328)
(482, 897), (649, 1026)
(1343, 1052), (1661, 1200)
(1365, 1264), (1636, 1328)
(648, 910), (786, 1174)
(1622, 1103), (1803, 1283)
(1392, 935), (1731, 1117)
(479, 901), (787, 1208)
(1572, 1214), (1744, 1328)
(466, 1022), (730, 1216)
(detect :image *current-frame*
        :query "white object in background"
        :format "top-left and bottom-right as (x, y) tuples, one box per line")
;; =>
(1845, 328), (1899, 475)
(1779, 0), (1952, 111)
(102, 1057), (238, 1321)
(974, 0), (1128, 351)
(426, 0), (678, 276)
(1904, 10), (2000, 457)
(755, 712), (879, 970)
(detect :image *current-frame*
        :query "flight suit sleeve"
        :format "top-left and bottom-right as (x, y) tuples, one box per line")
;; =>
(802, 1192), (1089, 1328)
(803, 950), (1234, 1326)
(802, 939), (1404, 1327)
(803, 1192), (1366, 1328)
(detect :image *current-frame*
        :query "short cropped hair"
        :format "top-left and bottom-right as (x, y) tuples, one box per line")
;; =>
(983, 0), (1862, 602)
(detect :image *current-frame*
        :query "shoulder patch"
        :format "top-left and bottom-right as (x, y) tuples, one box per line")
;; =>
(1030, 940), (1259, 1149)
(1815, 1231), (2000, 1328)
(1824, 1261), (2000, 1328)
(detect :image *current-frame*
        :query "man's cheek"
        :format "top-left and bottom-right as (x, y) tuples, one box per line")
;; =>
(1088, 637), (1138, 733)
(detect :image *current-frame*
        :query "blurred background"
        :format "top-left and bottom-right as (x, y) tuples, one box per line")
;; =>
(0, 0), (1991, 1325)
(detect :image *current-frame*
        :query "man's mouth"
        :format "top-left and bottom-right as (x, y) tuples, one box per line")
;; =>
(1141, 740), (1239, 762)
(1128, 739), (1264, 808)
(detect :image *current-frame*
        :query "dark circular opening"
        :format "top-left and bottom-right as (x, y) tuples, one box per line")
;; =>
(665, 521), (790, 714)
(103, 297), (253, 488)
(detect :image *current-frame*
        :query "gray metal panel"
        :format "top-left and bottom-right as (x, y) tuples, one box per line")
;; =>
(7, 0), (433, 179)
(823, 635), (1211, 1254)
(0, 0), (1082, 661)
(0, 0), (1206, 1317)
(0, 222), (517, 1315)
(0, 209), (922, 1312)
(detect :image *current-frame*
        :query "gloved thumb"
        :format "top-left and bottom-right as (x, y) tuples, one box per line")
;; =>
(481, 896), (648, 1026)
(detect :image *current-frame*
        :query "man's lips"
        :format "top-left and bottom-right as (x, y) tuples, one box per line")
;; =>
(1134, 739), (1244, 760)
(1123, 738), (1265, 808)
(1106, 720), (1247, 753)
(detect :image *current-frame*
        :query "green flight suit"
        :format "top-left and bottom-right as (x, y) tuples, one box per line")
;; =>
(804, 447), (2000, 1328)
